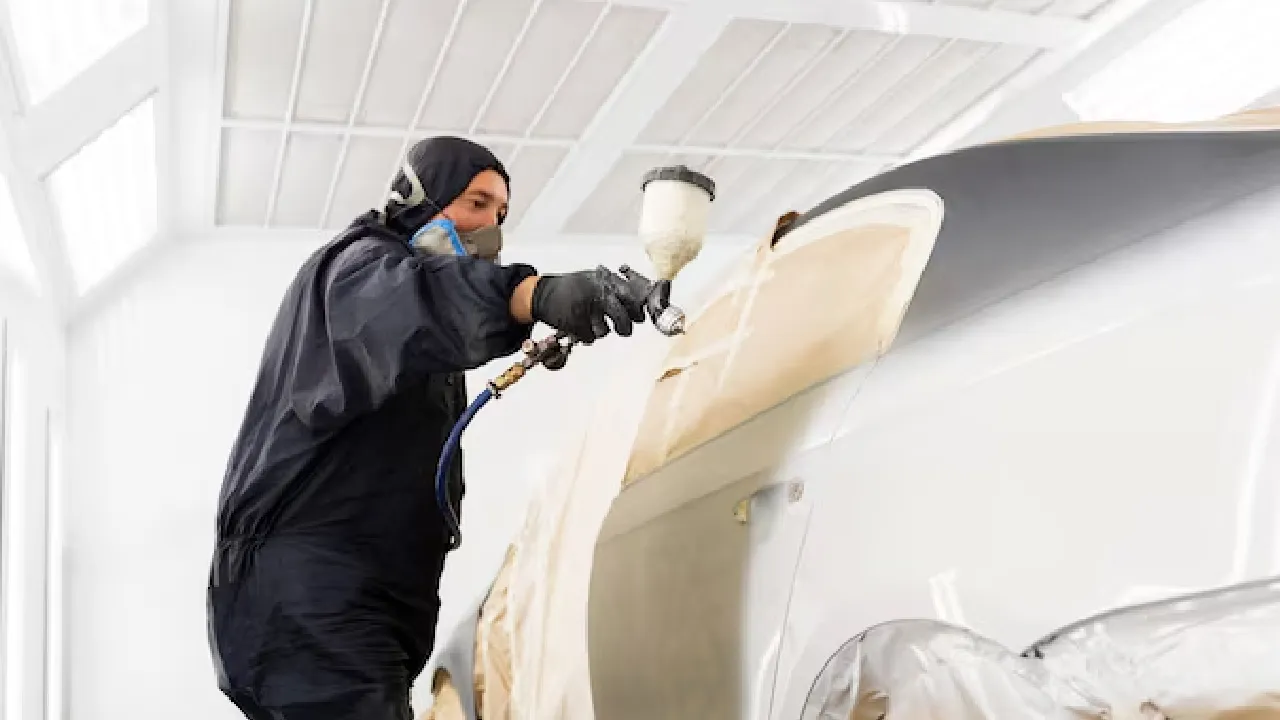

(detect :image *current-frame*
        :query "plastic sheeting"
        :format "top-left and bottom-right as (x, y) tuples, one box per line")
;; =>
(802, 579), (1280, 720)
(421, 547), (516, 720)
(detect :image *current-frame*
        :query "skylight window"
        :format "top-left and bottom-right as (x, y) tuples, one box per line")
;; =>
(6, 0), (149, 106)
(0, 174), (38, 291)
(1065, 0), (1280, 123)
(49, 97), (158, 295)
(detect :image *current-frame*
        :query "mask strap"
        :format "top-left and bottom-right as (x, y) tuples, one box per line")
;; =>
(388, 162), (427, 208)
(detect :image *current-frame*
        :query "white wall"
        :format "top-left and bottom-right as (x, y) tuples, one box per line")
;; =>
(64, 232), (740, 719)
(0, 275), (66, 720)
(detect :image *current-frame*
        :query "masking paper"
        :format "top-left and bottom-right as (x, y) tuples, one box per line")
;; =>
(623, 189), (945, 485)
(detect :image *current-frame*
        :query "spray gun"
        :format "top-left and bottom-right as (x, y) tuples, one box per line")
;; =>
(435, 165), (716, 549)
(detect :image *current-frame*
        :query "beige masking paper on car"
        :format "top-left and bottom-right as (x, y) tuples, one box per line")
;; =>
(623, 189), (944, 486)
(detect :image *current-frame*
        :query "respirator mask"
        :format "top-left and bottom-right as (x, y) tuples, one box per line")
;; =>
(410, 218), (503, 262)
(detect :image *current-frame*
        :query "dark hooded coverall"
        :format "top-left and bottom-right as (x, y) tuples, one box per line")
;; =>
(206, 138), (549, 719)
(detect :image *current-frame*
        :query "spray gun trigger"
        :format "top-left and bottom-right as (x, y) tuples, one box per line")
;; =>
(619, 264), (684, 335)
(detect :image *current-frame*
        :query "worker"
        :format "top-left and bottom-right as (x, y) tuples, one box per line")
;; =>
(206, 136), (648, 719)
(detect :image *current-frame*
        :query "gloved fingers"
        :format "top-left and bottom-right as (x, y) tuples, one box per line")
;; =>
(618, 266), (654, 315)
(571, 319), (596, 345)
(602, 268), (648, 324)
(589, 312), (611, 341)
(600, 293), (634, 337)
(623, 293), (647, 324)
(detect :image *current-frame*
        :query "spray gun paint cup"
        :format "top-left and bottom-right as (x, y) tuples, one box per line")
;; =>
(639, 165), (715, 283)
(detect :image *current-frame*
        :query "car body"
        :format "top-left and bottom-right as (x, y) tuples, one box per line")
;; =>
(423, 108), (1280, 720)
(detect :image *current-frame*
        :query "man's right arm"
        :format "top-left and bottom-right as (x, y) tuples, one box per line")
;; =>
(293, 243), (538, 429)
(295, 242), (646, 429)
(509, 275), (538, 325)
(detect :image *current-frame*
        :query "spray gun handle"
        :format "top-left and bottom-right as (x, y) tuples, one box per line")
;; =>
(619, 265), (685, 336)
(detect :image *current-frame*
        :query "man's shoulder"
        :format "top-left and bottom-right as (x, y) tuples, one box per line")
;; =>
(329, 233), (406, 268)
(305, 219), (410, 280)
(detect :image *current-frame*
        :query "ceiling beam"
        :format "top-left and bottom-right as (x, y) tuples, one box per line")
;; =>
(221, 117), (575, 149)
(9, 29), (161, 179)
(577, 0), (1087, 49)
(168, 0), (230, 237)
(516, 0), (732, 236)
(0, 18), (73, 315)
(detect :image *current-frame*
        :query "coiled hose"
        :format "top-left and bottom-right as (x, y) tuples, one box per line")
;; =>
(435, 386), (493, 550)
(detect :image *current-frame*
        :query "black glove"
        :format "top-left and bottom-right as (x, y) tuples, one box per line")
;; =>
(530, 266), (647, 343)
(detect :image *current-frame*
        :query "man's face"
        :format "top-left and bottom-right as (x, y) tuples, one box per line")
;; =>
(436, 169), (509, 232)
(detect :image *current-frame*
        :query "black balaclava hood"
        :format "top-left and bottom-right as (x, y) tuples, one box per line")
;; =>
(381, 136), (511, 235)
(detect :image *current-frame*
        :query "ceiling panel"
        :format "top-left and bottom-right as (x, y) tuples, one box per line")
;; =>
(638, 19), (784, 146)
(564, 151), (669, 235)
(829, 39), (997, 153)
(472, 0), (605, 136)
(681, 24), (846, 148)
(223, 0), (307, 121)
(491, 143), (521, 169)
(324, 136), (403, 229)
(504, 145), (569, 228)
(784, 35), (943, 151)
(704, 156), (803, 234)
(779, 161), (864, 214)
(874, 44), (1041, 155)
(1044, 0), (1118, 18)
(734, 29), (898, 151)
(293, 0), (384, 124)
(928, 0), (1054, 12)
(272, 133), (343, 227)
(49, 97), (158, 295)
(730, 162), (831, 235)
(217, 128), (281, 226)
(528, 4), (666, 139)
(357, 0), (459, 127)
(906, 0), (1117, 19)
(6, 0), (148, 107)
(415, 0), (539, 132)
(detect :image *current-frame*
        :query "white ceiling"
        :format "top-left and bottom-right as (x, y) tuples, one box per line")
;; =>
(0, 0), (1270, 323)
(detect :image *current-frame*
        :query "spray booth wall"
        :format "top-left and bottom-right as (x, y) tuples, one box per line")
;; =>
(0, 275), (66, 720)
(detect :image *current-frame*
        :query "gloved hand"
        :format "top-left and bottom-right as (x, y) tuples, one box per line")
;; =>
(530, 266), (647, 343)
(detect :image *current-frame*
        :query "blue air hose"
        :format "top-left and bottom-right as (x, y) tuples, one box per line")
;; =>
(435, 386), (493, 550)
(431, 269), (684, 551)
